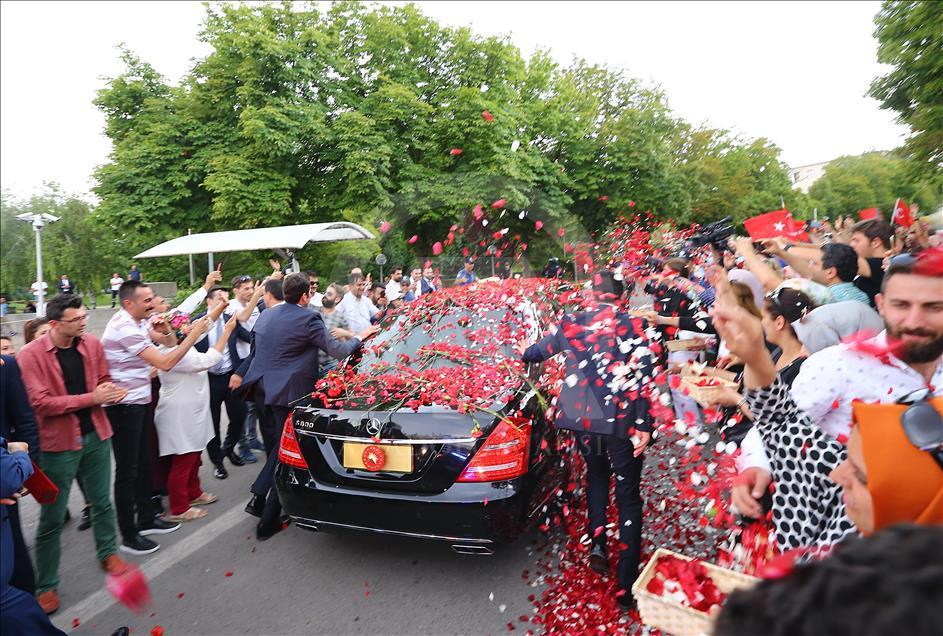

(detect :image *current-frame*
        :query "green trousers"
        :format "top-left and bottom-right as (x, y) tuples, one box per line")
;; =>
(35, 431), (118, 594)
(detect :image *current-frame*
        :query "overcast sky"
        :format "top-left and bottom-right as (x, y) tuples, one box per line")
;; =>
(0, 1), (906, 201)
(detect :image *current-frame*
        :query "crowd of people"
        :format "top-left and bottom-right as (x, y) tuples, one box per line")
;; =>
(1, 212), (941, 634)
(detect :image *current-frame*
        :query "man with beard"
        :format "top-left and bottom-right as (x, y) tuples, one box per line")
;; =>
(315, 284), (353, 377)
(733, 249), (943, 519)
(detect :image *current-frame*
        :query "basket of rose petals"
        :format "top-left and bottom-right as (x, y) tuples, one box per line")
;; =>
(681, 364), (738, 385)
(632, 548), (759, 636)
(679, 368), (739, 407)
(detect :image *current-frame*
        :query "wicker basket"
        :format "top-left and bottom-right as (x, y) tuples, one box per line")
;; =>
(679, 366), (739, 407)
(665, 339), (706, 352)
(632, 548), (760, 636)
(681, 365), (738, 384)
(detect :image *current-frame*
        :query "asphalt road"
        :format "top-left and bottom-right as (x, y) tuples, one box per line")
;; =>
(17, 450), (545, 636)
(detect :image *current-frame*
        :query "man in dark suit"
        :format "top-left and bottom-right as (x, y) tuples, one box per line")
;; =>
(230, 277), (284, 455)
(518, 269), (656, 611)
(236, 273), (378, 540)
(193, 286), (255, 479)
(0, 355), (39, 595)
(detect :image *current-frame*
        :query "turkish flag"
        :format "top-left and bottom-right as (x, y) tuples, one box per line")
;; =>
(858, 208), (880, 220)
(744, 209), (809, 242)
(892, 198), (914, 227)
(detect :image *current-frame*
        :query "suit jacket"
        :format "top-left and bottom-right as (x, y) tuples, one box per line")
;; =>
(522, 306), (654, 437)
(0, 356), (40, 461)
(239, 303), (363, 407)
(420, 278), (436, 295)
(192, 311), (252, 371)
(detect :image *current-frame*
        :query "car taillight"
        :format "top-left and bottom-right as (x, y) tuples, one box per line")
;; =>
(458, 417), (531, 482)
(278, 415), (309, 469)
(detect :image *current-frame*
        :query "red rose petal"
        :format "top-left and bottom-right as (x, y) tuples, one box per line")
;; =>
(408, 235), (418, 244)
(450, 148), (463, 156)
(482, 110), (494, 122)
(151, 626), (164, 636)
(432, 241), (443, 255)
(379, 221), (391, 234)
(224, 571), (233, 577)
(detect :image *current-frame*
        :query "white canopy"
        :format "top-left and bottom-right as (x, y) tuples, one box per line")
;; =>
(134, 222), (375, 259)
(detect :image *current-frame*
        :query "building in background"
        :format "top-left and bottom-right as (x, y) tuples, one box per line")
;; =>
(788, 161), (829, 193)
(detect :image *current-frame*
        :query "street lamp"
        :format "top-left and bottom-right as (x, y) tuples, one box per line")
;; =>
(375, 253), (387, 282)
(15, 212), (59, 316)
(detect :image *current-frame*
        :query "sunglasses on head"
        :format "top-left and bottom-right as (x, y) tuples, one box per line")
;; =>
(897, 388), (943, 470)
(236, 275), (252, 284)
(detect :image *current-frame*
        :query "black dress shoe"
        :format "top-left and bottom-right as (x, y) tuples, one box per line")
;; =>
(226, 450), (246, 467)
(244, 494), (264, 518)
(214, 463), (229, 479)
(589, 543), (609, 575)
(78, 506), (92, 531)
(110, 628), (130, 636)
(256, 519), (283, 541)
(616, 592), (637, 612)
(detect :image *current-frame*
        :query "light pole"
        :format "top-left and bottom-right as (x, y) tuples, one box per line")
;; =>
(375, 253), (387, 282)
(15, 212), (59, 317)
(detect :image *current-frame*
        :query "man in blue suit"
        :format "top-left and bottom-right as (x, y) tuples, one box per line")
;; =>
(518, 269), (656, 611)
(0, 355), (40, 595)
(1, 438), (66, 635)
(236, 273), (378, 540)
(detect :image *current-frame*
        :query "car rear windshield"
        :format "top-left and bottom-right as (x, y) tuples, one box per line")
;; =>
(358, 307), (526, 373)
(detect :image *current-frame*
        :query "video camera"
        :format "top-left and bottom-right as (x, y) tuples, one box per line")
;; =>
(688, 216), (734, 253)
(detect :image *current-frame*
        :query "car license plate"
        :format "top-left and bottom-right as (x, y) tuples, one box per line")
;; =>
(342, 442), (413, 473)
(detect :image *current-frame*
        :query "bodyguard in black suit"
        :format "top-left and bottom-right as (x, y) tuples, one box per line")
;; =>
(238, 273), (378, 540)
(194, 287), (253, 479)
(520, 270), (655, 610)
(0, 355), (40, 594)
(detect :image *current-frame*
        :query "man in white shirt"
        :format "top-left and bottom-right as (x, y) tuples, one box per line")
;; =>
(227, 275), (266, 461)
(385, 267), (404, 302)
(306, 271), (323, 309)
(409, 268), (424, 297)
(337, 273), (378, 333)
(110, 273), (124, 308)
(733, 250), (943, 518)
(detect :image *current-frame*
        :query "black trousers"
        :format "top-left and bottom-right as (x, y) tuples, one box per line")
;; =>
(577, 433), (645, 592)
(254, 389), (278, 456)
(207, 372), (247, 466)
(7, 502), (35, 594)
(107, 404), (154, 540)
(251, 405), (290, 525)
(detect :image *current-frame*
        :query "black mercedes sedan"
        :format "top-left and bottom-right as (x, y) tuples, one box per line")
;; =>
(274, 280), (569, 553)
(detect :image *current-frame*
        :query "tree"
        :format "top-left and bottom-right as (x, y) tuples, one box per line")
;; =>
(91, 2), (808, 286)
(869, 1), (943, 180)
(1, 186), (124, 299)
(808, 151), (941, 218)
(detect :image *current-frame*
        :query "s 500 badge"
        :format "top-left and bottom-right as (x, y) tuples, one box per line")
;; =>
(294, 418), (316, 430)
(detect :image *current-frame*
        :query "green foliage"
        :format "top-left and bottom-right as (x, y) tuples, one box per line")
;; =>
(808, 152), (941, 217)
(1, 186), (125, 299)
(90, 1), (808, 286)
(870, 1), (943, 180)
